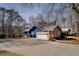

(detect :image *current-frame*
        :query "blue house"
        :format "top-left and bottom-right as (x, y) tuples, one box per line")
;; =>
(23, 26), (42, 37)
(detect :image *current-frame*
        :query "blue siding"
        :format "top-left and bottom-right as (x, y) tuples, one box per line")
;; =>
(24, 26), (42, 37)
(24, 31), (30, 37)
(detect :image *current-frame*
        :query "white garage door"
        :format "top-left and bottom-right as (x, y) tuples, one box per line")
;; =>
(36, 32), (49, 40)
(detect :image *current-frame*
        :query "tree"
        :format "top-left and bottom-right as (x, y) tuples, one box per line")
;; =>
(6, 9), (16, 37)
(0, 7), (6, 33)
(42, 4), (55, 24)
(70, 3), (79, 32)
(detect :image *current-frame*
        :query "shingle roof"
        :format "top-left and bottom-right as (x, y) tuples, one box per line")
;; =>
(23, 26), (44, 32)
(61, 28), (70, 31)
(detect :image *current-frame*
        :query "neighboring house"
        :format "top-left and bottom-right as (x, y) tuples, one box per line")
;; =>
(44, 25), (62, 38)
(23, 26), (42, 38)
(36, 25), (63, 40)
(61, 28), (72, 36)
(49, 26), (63, 39)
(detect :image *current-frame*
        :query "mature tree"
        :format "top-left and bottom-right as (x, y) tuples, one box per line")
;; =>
(69, 3), (79, 32)
(0, 7), (6, 33)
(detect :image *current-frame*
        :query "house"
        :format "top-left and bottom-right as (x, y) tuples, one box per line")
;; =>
(23, 25), (63, 40)
(23, 26), (42, 38)
(23, 28), (31, 37)
(36, 31), (49, 40)
(61, 28), (72, 36)
(50, 26), (63, 39)
(36, 25), (63, 40)
(44, 25), (62, 38)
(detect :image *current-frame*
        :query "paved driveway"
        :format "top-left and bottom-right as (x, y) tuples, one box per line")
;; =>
(0, 38), (79, 56)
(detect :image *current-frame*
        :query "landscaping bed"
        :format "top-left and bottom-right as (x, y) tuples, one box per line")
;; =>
(57, 40), (79, 44)
(56, 37), (79, 44)
(0, 32), (6, 38)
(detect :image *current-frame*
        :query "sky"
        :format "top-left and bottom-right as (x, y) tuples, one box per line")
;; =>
(0, 3), (70, 25)
(0, 3), (43, 22)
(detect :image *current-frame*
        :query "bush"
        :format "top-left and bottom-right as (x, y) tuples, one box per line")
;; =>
(0, 33), (6, 38)
(49, 35), (56, 41)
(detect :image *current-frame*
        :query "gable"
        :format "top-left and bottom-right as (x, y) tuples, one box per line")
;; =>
(29, 26), (42, 33)
(53, 26), (62, 32)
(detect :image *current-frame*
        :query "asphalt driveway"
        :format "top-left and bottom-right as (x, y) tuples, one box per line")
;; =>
(0, 38), (79, 56)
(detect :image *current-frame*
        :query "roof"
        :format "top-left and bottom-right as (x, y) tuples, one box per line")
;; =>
(23, 26), (43, 32)
(61, 28), (70, 31)
(29, 26), (45, 32)
(43, 25), (58, 31)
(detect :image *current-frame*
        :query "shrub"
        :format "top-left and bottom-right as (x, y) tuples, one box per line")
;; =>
(0, 33), (6, 38)
(49, 35), (56, 41)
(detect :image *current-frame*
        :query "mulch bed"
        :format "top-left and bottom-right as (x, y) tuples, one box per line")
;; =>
(58, 40), (79, 44)
(56, 38), (79, 44)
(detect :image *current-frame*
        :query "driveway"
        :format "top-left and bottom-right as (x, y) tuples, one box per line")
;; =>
(0, 38), (79, 56)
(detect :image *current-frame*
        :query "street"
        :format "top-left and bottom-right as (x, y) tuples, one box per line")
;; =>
(0, 38), (79, 56)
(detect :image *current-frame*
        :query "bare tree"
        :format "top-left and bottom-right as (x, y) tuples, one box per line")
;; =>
(0, 7), (6, 33)
(69, 3), (79, 32)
